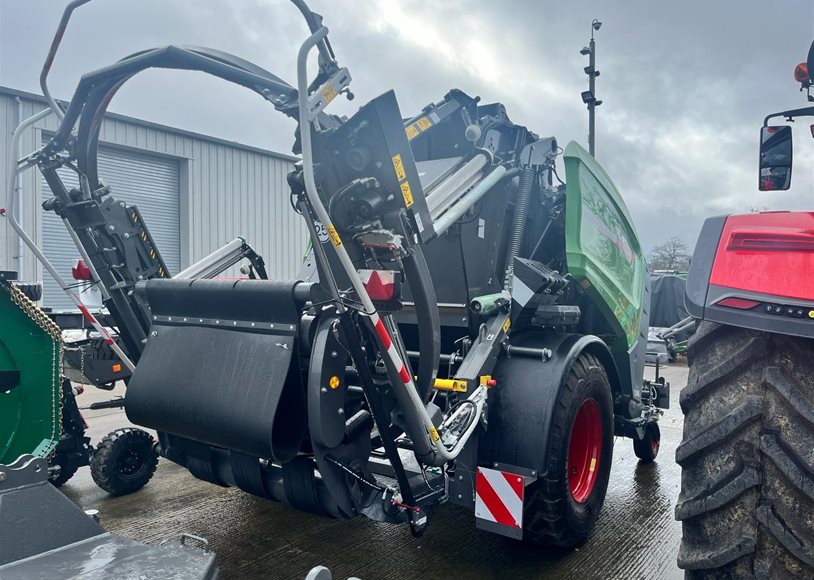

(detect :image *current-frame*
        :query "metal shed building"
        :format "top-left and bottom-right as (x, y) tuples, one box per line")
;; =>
(0, 86), (305, 308)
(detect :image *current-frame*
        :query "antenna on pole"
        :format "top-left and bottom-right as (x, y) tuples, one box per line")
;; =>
(580, 19), (603, 157)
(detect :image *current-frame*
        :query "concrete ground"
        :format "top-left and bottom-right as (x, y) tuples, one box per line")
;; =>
(60, 361), (688, 580)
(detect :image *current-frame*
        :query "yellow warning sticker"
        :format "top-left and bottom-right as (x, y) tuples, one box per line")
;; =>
(416, 116), (432, 131)
(327, 224), (342, 247)
(589, 457), (596, 473)
(406, 125), (420, 140)
(392, 153), (406, 181)
(400, 181), (414, 208)
(329, 375), (340, 389)
(429, 426), (440, 442)
(502, 318), (511, 333)
(322, 84), (337, 105)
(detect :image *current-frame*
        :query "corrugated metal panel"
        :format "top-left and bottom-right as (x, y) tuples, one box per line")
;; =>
(1, 90), (306, 293)
(41, 144), (180, 310)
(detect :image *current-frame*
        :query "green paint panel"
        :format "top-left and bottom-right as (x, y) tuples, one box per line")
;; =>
(563, 141), (646, 350)
(0, 286), (60, 464)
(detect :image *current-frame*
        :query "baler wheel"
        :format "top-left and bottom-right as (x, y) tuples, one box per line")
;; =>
(522, 352), (614, 547)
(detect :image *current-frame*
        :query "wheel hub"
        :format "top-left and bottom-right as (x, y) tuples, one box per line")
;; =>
(568, 398), (603, 503)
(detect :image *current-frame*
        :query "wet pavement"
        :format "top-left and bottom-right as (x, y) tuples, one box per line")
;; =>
(60, 362), (688, 579)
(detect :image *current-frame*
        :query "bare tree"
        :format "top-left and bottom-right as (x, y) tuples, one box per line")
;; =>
(647, 237), (691, 271)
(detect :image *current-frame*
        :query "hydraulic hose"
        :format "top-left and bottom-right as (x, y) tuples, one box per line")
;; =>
(402, 247), (440, 403)
(504, 167), (534, 289)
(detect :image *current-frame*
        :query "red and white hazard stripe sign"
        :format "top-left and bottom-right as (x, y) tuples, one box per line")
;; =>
(475, 466), (524, 529)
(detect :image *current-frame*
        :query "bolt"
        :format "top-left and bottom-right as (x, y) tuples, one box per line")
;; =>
(331, 351), (338, 358)
(517, 477), (522, 483)
(458, 475), (463, 481)
(0, 471), (5, 481)
(123, 233), (130, 239)
(150, 331), (158, 337)
(457, 494), (462, 500)
(119, 201), (126, 207)
(493, 462), (499, 468)
(84, 509), (100, 523)
(108, 225), (115, 232)
(321, 387), (328, 393)
(337, 408), (345, 415)
(531, 471), (536, 477)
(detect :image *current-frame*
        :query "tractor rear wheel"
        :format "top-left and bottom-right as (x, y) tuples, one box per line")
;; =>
(676, 322), (814, 578)
(523, 352), (614, 547)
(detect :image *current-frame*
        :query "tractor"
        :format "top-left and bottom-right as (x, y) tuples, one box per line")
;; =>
(677, 41), (814, 578)
(5, 0), (667, 548)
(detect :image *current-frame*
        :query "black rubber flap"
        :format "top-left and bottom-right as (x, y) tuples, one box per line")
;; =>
(126, 279), (306, 462)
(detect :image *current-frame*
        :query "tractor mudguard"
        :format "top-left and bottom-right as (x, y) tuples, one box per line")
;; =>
(125, 279), (307, 463)
(481, 331), (621, 477)
(686, 213), (814, 339)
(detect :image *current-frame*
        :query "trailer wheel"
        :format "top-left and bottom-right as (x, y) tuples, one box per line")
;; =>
(523, 352), (613, 547)
(676, 322), (814, 578)
(633, 422), (660, 463)
(90, 428), (158, 496)
(49, 455), (79, 487)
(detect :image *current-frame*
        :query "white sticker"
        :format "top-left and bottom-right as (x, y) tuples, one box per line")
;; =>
(478, 218), (485, 239)
(414, 212), (425, 233)
(314, 219), (329, 244)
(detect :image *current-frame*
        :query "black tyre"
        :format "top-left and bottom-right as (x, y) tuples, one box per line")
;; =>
(49, 455), (79, 487)
(90, 428), (158, 496)
(633, 422), (661, 463)
(11, 281), (42, 302)
(523, 352), (614, 547)
(676, 322), (814, 578)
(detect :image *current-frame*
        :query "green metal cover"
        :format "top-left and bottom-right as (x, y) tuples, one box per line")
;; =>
(563, 141), (646, 351)
(0, 285), (61, 464)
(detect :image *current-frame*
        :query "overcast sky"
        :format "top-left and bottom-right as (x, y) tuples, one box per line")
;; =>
(1, 0), (813, 252)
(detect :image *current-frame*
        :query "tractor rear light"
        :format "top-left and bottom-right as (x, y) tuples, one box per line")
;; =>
(726, 228), (814, 252)
(716, 297), (760, 310)
(72, 259), (93, 281)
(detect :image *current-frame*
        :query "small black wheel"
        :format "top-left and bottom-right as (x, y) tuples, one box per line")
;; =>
(633, 422), (660, 463)
(90, 428), (158, 495)
(49, 455), (79, 487)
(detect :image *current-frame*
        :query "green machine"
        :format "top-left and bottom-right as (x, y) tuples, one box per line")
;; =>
(0, 272), (157, 494)
(0, 275), (61, 463)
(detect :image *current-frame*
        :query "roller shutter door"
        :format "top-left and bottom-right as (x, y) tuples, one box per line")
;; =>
(41, 144), (180, 310)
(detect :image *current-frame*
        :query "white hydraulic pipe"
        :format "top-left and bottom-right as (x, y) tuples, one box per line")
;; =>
(3, 108), (135, 371)
(433, 165), (508, 236)
(426, 153), (489, 218)
(14, 97), (24, 279)
(297, 27), (479, 464)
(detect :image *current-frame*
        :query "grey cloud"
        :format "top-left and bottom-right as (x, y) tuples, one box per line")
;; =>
(1, 0), (812, 251)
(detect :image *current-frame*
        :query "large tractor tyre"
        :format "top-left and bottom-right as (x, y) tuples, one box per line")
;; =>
(90, 428), (158, 496)
(676, 322), (814, 578)
(523, 352), (614, 548)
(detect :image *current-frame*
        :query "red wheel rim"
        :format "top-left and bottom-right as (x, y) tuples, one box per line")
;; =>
(568, 398), (603, 503)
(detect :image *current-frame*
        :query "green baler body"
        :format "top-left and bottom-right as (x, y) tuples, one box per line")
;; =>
(563, 141), (647, 352)
(0, 286), (60, 464)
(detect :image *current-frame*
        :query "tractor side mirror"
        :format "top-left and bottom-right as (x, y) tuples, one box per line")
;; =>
(759, 125), (793, 191)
